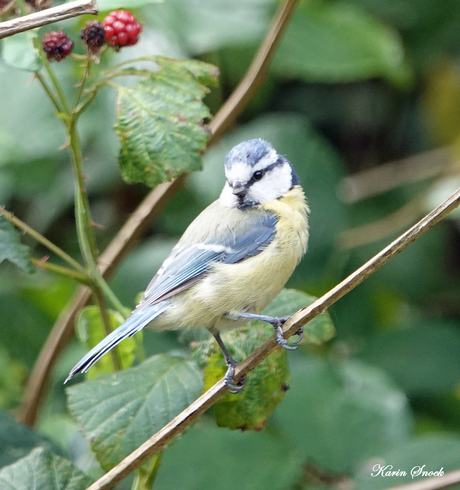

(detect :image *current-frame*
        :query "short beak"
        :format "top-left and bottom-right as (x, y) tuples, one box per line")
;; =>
(231, 182), (246, 196)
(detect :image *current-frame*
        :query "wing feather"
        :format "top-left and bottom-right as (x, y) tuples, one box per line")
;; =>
(137, 211), (277, 308)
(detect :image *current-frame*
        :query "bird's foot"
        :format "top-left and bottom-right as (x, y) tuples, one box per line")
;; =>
(272, 316), (303, 351)
(224, 362), (247, 394)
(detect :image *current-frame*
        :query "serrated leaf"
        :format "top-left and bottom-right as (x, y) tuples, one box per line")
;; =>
(273, 1), (412, 87)
(98, 0), (162, 10)
(1, 32), (41, 72)
(67, 353), (203, 469)
(76, 306), (140, 380)
(0, 447), (93, 490)
(0, 215), (35, 273)
(113, 57), (218, 188)
(174, 59), (220, 87)
(263, 288), (335, 344)
(0, 411), (62, 469)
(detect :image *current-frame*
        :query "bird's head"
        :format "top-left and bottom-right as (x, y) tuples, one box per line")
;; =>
(220, 139), (300, 209)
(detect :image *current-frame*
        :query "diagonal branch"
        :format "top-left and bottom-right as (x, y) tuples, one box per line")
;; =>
(86, 188), (460, 490)
(0, 0), (98, 39)
(18, 0), (301, 426)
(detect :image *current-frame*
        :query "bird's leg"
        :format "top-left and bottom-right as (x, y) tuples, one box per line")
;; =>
(234, 312), (303, 350)
(211, 330), (246, 394)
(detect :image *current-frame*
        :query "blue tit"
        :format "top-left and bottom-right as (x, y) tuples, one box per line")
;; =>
(66, 139), (309, 392)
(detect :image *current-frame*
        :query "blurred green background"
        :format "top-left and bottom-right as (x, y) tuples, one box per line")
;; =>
(1, 0), (460, 488)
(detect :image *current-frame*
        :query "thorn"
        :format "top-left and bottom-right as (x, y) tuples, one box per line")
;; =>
(59, 140), (70, 151)
(91, 221), (105, 230)
(36, 256), (50, 268)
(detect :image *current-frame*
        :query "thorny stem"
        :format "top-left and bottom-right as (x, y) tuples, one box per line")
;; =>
(94, 273), (129, 317)
(31, 258), (91, 285)
(68, 121), (98, 264)
(34, 71), (64, 114)
(35, 42), (128, 323)
(46, 61), (71, 114)
(0, 207), (85, 272)
(73, 55), (92, 112)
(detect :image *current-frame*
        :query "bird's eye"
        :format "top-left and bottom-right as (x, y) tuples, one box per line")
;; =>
(253, 170), (263, 181)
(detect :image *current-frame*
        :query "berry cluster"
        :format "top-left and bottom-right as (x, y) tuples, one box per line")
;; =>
(103, 10), (142, 48)
(42, 31), (74, 62)
(41, 10), (141, 61)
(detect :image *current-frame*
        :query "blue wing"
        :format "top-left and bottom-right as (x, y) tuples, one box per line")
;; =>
(66, 208), (277, 381)
(137, 211), (278, 308)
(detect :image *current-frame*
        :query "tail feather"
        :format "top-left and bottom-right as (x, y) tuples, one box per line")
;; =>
(65, 303), (169, 383)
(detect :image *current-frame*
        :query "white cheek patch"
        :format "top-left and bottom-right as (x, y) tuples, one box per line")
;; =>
(219, 182), (238, 207)
(248, 163), (292, 203)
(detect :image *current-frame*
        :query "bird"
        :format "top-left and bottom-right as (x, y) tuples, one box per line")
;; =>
(66, 139), (309, 392)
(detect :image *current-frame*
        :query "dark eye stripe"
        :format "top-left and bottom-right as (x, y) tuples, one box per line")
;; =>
(247, 159), (282, 187)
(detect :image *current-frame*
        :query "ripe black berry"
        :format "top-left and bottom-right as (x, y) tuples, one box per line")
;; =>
(103, 10), (142, 48)
(42, 31), (73, 61)
(80, 21), (106, 53)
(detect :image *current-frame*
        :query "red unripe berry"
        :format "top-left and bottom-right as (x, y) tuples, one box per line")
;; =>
(42, 31), (74, 61)
(102, 10), (142, 48)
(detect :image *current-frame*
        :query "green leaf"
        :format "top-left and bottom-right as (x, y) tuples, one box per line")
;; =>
(263, 288), (335, 345)
(0, 447), (93, 490)
(0, 215), (35, 273)
(155, 424), (304, 490)
(67, 353), (203, 469)
(354, 435), (460, 489)
(359, 321), (460, 395)
(0, 411), (62, 469)
(196, 323), (290, 431)
(174, 59), (220, 87)
(76, 306), (140, 380)
(273, 355), (412, 473)
(273, 1), (412, 87)
(98, 0), (162, 10)
(1, 32), (41, 72)
(113, 57), (218, 188)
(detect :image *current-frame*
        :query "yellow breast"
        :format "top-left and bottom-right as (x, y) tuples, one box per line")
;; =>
(155, 186), (309, 331)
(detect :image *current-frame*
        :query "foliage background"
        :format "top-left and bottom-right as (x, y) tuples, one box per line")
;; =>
(1, 0), (460, 488)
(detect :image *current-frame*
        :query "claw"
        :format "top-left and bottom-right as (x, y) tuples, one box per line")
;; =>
(291, 327), (303, 345)
(224, 365), (246, 394)
(274, 323), (302, 351)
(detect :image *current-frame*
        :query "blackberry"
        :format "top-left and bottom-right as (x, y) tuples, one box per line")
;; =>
(80, 21), (106, 53)
(42, 31), (73, 61)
